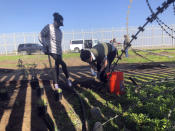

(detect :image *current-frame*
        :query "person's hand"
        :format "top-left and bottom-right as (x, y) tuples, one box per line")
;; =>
(44, 46), (49, 55)
(97, 71), (108, 82)
(100, 58), (108, 72)
(90, 68), (97, 76)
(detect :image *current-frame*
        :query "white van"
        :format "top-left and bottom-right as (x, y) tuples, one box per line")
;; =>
(70, 39), (100, 52)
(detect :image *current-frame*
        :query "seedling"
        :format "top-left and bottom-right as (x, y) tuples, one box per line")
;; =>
(17, 59), (39, 80)
(37, 98), (47, 116)
(54, 88), (62, 101)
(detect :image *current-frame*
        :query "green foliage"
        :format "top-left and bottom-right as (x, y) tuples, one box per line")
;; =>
(37, 98), (47, 106)
(123, 112), (171, 130)
(121, 81), (175, 130)
(62, 52), (80, 58)
(88, 80), (175, 130)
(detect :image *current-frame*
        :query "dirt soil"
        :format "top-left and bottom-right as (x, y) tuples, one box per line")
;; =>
(0, 58), (175, 131)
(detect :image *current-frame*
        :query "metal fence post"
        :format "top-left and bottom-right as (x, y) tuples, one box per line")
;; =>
(23, 33), (26, 43)
(173, 25), (175, 47)
(102, 29), (104, 42)
(112, 27), (114, 40)
(3, 34), (7, 55)
(33, 33), (36, 43)
(72, 30), (74, 40)
(172, 25), (174, 48)
(151, 26), (154, 49)
(161, 28), (164, 46)
(81, 29), (84, 40)
(62, 30), (65, 52)
(91, 29), (94, 39)
(13, 33), (17, 55)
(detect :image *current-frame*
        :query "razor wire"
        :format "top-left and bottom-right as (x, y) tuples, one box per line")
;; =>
(111, 0), (175, 72)
(146, 0), (175, 39)
(130, 0), (175, 62)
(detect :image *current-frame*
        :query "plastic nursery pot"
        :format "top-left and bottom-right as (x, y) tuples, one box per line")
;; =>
(37, 87), (44, 97)
(107, 71), (125, 95)
(0, 88), (8, 100)
(54, 88), (62, 101)
(37, 98), (47, 116)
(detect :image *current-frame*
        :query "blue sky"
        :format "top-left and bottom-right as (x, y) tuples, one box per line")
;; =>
(0, 0), (174, 34)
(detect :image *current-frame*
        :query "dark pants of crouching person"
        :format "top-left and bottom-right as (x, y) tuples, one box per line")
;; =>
(99, 49), (117, 82)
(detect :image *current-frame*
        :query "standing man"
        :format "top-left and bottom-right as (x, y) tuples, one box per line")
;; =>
(39, 12), (72, 88)
(80, 43), (118, 82)
(123, 35), (130, 58)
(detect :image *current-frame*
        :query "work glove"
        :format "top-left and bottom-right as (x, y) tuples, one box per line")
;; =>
(90, 68), (97, 77)
(97, 71), (108, 83)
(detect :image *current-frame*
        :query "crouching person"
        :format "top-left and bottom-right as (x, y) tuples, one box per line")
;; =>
(80, 43), (118, 82)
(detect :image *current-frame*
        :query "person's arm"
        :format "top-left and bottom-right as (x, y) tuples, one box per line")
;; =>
(100, 56), (108, 72)
(39, 24), (50, 48)
(89, 63), (97, 76)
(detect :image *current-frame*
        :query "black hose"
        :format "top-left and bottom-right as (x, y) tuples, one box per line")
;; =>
(68, 85), (87, 131)
(73, 88), (87, 131)
(41, 113), (57, 131)
(129, 77), (138, 86)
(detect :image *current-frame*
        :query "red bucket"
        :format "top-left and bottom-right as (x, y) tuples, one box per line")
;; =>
(107, 71), (125, 95)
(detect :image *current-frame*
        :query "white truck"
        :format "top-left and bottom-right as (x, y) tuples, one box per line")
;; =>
(70, 39), (100, 52)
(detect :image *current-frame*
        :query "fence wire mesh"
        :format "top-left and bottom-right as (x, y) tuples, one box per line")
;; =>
(0, 25), (174, 55)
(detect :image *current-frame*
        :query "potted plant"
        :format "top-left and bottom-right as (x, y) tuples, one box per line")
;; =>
(0, 88), (8, 100)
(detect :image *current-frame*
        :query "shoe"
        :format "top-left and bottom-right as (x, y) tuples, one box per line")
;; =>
(67, 79), (72, 87)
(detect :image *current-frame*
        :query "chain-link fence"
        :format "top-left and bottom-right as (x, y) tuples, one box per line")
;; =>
(0, 25), (174, 55)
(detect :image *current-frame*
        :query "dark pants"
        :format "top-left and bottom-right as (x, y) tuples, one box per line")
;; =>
(97, 49), (117, 72)
(50, 54), (69, 81)
(107, 49), (117, 71)
(99, 49), (117, 82)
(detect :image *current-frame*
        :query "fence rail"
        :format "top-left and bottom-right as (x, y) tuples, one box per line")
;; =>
(0, 25), (174, 55)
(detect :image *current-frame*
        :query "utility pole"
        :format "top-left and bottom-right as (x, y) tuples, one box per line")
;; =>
(126, 0), (133, 36)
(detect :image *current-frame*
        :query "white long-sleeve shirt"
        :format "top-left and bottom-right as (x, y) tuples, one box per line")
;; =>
(39, 24), (62, 55)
